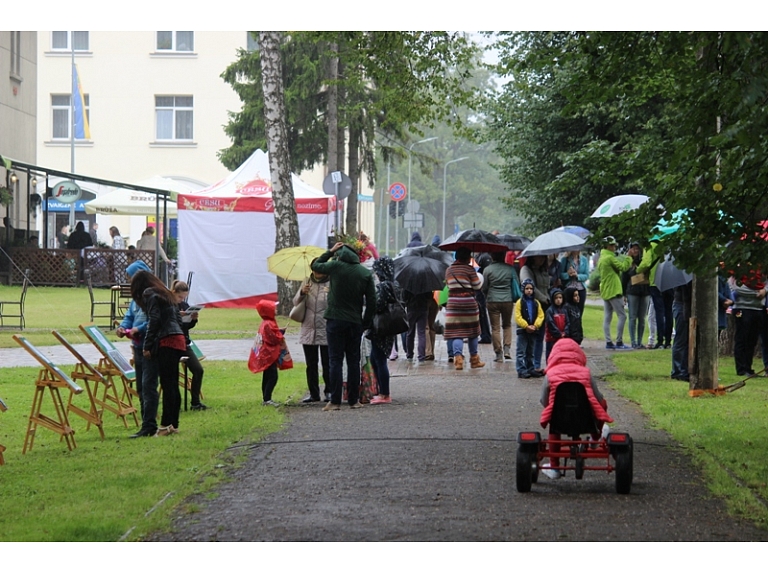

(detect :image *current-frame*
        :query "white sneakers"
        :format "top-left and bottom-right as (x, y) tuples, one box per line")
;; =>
(541, 462), (561, 480)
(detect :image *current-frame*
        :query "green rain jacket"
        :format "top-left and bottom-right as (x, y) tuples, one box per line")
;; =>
(598, 248), (632, 300)
(312, 245), (376, 327)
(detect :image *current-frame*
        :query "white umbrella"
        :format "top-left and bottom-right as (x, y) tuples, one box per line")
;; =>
(591, 194), (649, 218)
(520, 230), (586, 257)
(84, 188), (177, 216)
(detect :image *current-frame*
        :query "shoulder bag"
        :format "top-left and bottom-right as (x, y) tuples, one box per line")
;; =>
(373, 282), (409, 336)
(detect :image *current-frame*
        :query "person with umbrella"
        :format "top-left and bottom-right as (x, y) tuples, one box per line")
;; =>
(482, 250), (520, 362)
(292, 259), (331, 403)
(597, 236), (633, 350)
(367, 257), (400, 404)
(559, 249), (590, 315)
(671, 280), (693, 381)
(444, 247), (485, 370)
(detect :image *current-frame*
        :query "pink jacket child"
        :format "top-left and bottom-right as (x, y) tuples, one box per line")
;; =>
(249, 300), (292, 406)
(539, 338), (613, 477)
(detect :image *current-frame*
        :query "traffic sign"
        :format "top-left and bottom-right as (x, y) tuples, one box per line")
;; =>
(406, 200), (420, 213)
(389, 182), (407, 202)
(403, 212), (424, 228)
(322, 171), (353, 199)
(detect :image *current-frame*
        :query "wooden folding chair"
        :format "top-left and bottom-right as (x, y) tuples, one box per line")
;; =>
(52, 330), (110, 439)
(85, 269), (115, 328)
(78, 324), (139, 428)
(0, 396), (7, 465)
(179, 339), (205, 410)
(0, 268), (31, 330)
(12, 335), (83, 454)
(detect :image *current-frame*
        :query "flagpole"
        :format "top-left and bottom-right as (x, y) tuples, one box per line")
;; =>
(69, 36), (75, 229)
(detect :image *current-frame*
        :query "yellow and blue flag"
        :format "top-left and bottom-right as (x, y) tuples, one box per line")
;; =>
(72, 63), (91, 140)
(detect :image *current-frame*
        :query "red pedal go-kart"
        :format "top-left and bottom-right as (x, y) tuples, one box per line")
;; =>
(516, 382), (634, 494)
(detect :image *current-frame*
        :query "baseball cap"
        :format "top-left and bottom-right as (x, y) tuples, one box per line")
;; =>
(604, 236), (618, 246)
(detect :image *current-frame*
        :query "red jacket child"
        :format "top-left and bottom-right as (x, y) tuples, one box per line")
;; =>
(540, 338), (613, 428)
(249, 300), (283, 373)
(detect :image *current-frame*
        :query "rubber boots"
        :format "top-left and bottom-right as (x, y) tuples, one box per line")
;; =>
(470, 354), (485, 369)
(454, 354), (464, 370)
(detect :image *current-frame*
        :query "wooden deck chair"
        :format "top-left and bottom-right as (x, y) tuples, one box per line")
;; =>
(0, 268), (31, 330)
(78, 324), (139, 428)
(85, 269), (115, 329)
(0, 396), (7, 465)
(12, 335), (83, 454)
(52, 330), (110, 439)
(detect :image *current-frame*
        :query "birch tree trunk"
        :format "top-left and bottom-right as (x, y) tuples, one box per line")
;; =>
(259, 31), (300, 316)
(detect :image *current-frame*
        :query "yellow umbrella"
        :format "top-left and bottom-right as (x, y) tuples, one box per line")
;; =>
(267, 246), (326, 281)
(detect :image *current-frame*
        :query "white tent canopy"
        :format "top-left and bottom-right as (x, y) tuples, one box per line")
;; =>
(177, 149), (335, 308)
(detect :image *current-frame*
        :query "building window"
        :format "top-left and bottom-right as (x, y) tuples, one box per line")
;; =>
(51, 31), (89, 52)
(156, 32), (194, 52)
(52, 94), (90, 140)
(10, 31), (21, 78)
(155, 96), (193, 141)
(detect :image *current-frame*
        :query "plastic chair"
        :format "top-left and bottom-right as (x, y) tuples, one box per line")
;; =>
(85, 269), (115, 328)
(0, 269), (31, 330)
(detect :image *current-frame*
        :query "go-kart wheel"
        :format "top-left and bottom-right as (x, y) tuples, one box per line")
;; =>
(574, 455), (585, 480)
(516, 447), (533, 493)
(614, 439), (633, 494)
(531, 457), (540, 484)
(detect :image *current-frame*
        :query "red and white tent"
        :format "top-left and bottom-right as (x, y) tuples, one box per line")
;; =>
(177, 150), (335, 308)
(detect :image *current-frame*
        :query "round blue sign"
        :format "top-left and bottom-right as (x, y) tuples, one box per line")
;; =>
(389, 182), (407, 202)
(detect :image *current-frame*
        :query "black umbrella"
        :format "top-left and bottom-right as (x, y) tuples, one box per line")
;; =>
(496, 233), (531, 252)
(394, 248), (450, 294)
(655, 257), (693, 293)
(397, 244), (454, 266)
(439, 229), (508, 253)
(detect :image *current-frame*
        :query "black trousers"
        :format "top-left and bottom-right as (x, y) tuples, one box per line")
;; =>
(734, 308), (764, 375)
(184, 347), (204, 405)
(262, 362), (279, 402)
(303, 344), (329, 400)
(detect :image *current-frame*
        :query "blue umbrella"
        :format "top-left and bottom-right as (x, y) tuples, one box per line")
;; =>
(553, 225), (590, 240)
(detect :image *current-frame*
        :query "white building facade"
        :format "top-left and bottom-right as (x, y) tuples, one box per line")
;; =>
(35, 31), (374, 248)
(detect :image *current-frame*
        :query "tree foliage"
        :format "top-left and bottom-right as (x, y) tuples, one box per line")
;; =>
(220, 32), (483, 233)
(488, 32), (768, 275)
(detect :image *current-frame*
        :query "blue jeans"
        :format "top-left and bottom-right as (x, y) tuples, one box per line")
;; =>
(139, 351), (160, 434)
(326, 318), (363, 405)
(451, 337), (478, 358)
(671, 301), (689, 379)
(628, 294), (650, 347)
(533, 326), (545, 369)
(369, 341), (390, 396)
(650, 286), (674, 346)
(516, 331), (535, 376)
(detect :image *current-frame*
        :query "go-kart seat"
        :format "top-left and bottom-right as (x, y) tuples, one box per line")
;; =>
(549, 381), (601, 438)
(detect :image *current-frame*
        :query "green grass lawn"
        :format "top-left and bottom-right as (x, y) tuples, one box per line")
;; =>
(0, 361), (306, 541)
(0, 284), (301, 347)
(1, 287), (767, 539)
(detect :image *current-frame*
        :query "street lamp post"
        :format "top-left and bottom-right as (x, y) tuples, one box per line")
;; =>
(402, 137), (436, 251)
(442, 157), (468, 239)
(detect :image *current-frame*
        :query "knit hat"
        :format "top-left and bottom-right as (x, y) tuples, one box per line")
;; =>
(521, 278), (535, 288)
(126, 260), (151, 278)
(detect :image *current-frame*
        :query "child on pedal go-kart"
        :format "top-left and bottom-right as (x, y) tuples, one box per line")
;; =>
(539, 337), (613, 479)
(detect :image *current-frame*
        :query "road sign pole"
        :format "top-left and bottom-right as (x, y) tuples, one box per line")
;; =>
(334, 180), (340, 235)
